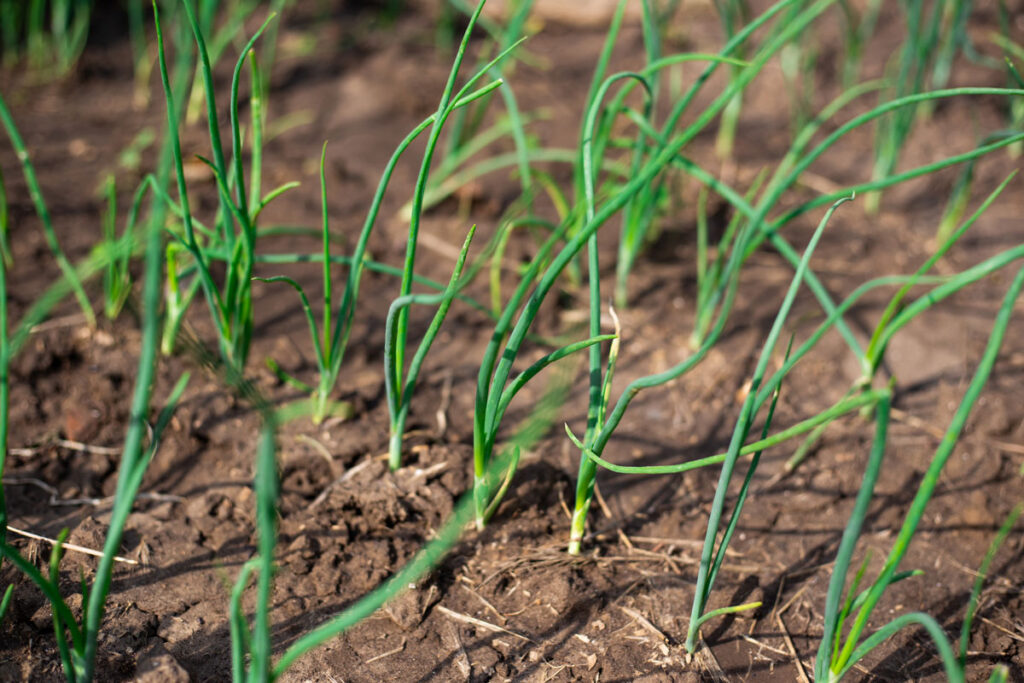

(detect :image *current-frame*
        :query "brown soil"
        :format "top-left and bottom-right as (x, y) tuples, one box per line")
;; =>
(1, 2), (1023, 681)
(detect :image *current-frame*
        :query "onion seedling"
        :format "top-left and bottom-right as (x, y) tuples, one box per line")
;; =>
(259, 26), (521, 429)
(571, 69), (1023, 557)
(679, 197), (847, 650)
(785, 171), (1017, 472)
(836, 0), (883, 88)
(97, 175), (152, 320)
(417, 0), (535, 215)
(0, 0), (91, 74)
(613, 0), (665, 309)
(385, 226), (477, 470)
(154, 1), (285, 370)
(930, 0), (974, 93)
(387, 0), (534, 468)
(991, 30), (1024, 158)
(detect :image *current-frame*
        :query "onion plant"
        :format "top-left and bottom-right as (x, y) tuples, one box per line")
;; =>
(181, 0), (294, 125)
(410, 0), (535, 216)
(991, 26), (1024, 158)
(154, 1), (282, 370)
(470, 0), (826, 535)
(96, 176), (153, 320)
(386, 0), (532, 469)
(578, 171), (1022, 660)
(613, 0), (666, 309)
(836, 0), (883, 88)
(384, 226), (477, 469)
(0, 0), (92, 74)
(258, 8), (521, 430)
(681, 196), (848, 646)
(817, 263), (1024, 682)
(930, 0), (974, 93)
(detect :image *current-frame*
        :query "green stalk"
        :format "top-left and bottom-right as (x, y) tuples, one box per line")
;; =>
(229, 559), (258, 682)
(249, 418), (278, 681)
(713, 0), (749, 159)
(613, 0), (662, 309)
(309, 69), (506, 424)
(576, 388), (889, 476)
(570, 70), (651, 553)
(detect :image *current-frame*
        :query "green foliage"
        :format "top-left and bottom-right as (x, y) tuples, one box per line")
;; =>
(0, 0), (92, 75)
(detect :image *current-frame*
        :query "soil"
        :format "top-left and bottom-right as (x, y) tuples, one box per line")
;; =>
(1, 1), (1023, 681)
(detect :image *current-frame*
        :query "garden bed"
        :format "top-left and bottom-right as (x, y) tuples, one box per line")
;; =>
(0, 1), (1022, 681)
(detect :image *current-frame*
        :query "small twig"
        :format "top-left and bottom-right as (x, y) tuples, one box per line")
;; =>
(6, 525), (138, 564)
(459, 580), (506, 625)
(55, 438), (122, 455)
(776, 610), (810, 683)
(739, 633), (790, 658)
(693, 639), (729, 682)
(557, 488), (573, 521)
(295, 434), (335, 471)
(447, 623), (471, 677)
(364, 638), (406, 664)
(776, 581), (811, 620)
(620, 606), (670, 644)
(593, 482), (614, 520)
(978, 615), (1024, 644)
(406, 461), (450, 485)
(605, 534), (743, 557)
(436, 605), (533, 642)
(616, 527), (636, 552)
(10, 438), (122, 457)
(30, 313), (89, 334)
(3, 476), (183, 507)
